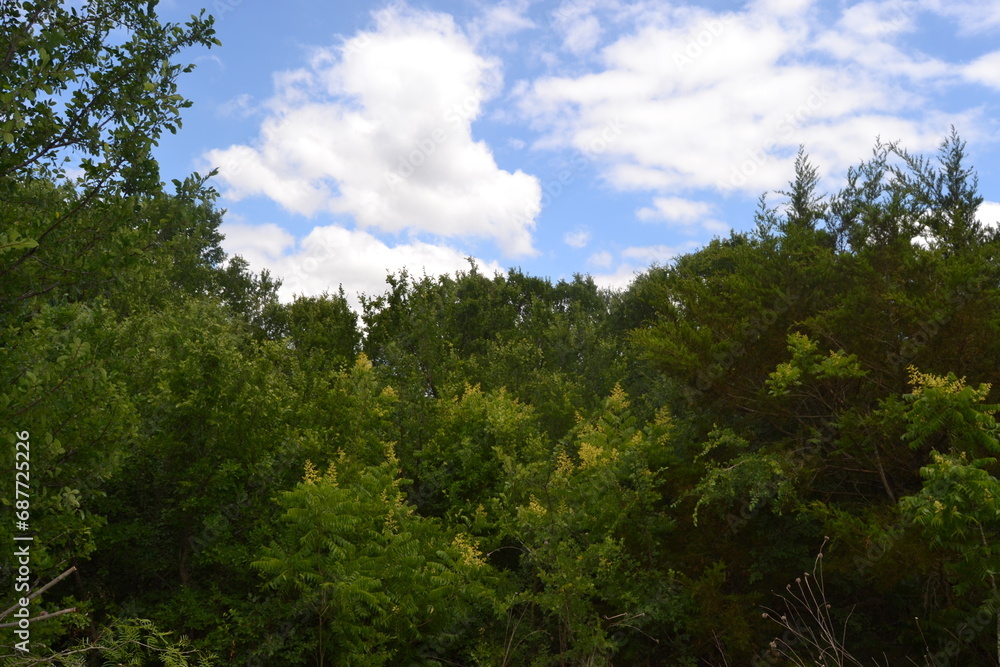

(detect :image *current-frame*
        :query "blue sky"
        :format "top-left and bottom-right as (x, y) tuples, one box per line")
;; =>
(150, 0), (1000, 304)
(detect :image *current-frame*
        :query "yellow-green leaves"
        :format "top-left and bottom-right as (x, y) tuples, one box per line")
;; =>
(766, 332), (865, 397)
(253, 451), (488, 665)
(499, 386), (675, 664)
(903, 366), (999, 453)
(900, 450), (1000, 598)
(0, 229), (39, 254)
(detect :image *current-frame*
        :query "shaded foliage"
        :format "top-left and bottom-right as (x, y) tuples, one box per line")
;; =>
(5, 4), (1000, 662)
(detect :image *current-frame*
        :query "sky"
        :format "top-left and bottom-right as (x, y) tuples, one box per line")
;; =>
(149, 0), (1000, 305)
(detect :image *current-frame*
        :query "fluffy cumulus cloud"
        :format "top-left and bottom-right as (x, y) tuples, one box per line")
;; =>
(963, 50), (1000, 90)
(204, 6), (542, 257)
(589, 264), (640, 290)
(978, 201), (1000, 229)
(636, 197), (711, 223)
(550, 0), (604, 54)
(563, 228), (591, 247)
(200, 0), (1000, 301)
(636, 196), (728, 233)
(517, 0), (987, 224)
(220, 221), (502, 306)
(219, 221), (296, 265)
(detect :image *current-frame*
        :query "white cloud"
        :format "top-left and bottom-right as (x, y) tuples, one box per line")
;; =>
(963, 51), (1000, 90)
(749, 0), (816, 16)
(564, 228), (591, 247)
(925, 0), (1000, 34)
(978, 200), (1000, 229)
(637, 197), (731, 234)
(561, 17), (601, 54)
(216, 93), (256, 118)
(621, 243), (698, 265)
(818, 3), (950, 82)
(469, 0), (535, 42)
(220, 222), (295, 265)
(636, 196), (712, 222)
(517, 0), (972, 206)
(588, 249), (613, 267)
(837, 0), (919, 38)
(203, 5), (542, 257)
(220, 221), (502, 307)
(589, 263), (641, 291)
(550, 1), (605, 55)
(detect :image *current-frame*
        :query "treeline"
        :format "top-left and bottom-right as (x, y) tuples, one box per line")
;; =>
(5, 2), (1000, 665)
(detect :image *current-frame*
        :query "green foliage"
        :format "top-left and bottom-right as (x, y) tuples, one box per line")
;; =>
(214, 255), (286, 340)
(0, 0), (219, 192)
(414, 383), (545, 519)
(4, 23), (1000, 663)
(0, 0), (222, 322)
(0, 302), (138, 622)
(628, 228), (818, 429)
(901, 366), (999, 454)
(362, 266), (624, 438)
(498, 386), (680, 665)
(0, 178), (147, 310)
(688, 428), (795, 527)
(902, 452), (1000, 593)
(778, 146), (828, 231)
(253, 451), (493, 666)
(90, 295), (296, 622)
(1, 617), (214, 666)
(288, 353), (401, 481)
(286, 289), (360, 368)
(899, 368), (1000, 639)
(626, 133), (1000, 663)
(766, 332), (866, 397)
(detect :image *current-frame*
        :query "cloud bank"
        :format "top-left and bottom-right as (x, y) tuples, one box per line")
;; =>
(205, 5), (542, 257)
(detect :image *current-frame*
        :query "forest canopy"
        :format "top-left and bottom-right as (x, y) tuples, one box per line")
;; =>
(4, 1), (1000, 665)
